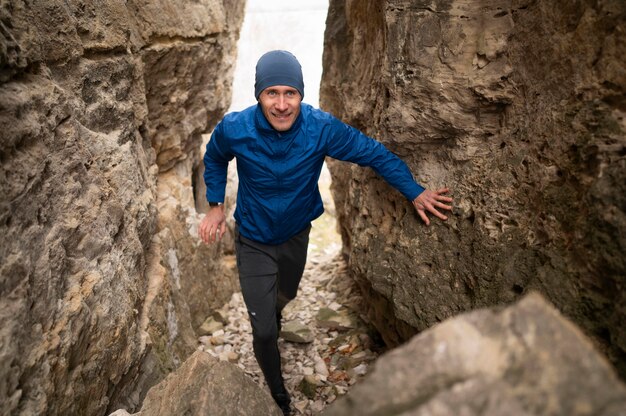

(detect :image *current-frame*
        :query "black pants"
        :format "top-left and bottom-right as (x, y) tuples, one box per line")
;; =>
(235, 225), (310, 396)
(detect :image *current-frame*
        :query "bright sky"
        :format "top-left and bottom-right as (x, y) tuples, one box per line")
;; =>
(228, 0), (329, 112)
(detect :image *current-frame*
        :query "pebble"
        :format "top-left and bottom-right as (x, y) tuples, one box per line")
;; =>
(196, 247), (382, 415)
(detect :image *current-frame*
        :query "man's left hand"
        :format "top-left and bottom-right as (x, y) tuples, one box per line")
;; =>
(412, 188), (453, 225)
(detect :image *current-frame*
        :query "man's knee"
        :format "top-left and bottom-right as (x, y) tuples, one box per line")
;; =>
(253, 323), (278, 345)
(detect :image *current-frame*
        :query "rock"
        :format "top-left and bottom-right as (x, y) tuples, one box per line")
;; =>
(311, 400), (325, 413)
(199, 316), (225, 336)
(298, 375), (320, 400)
(134, 351), (282, 416)
(210, 336), (225, 346)
(281, 321), (315, 343)
(0, 1), (245, 415)
(321, 0), (626, 377)
(349, 363), (368, 377)
(314, 356), (330, 377)
(322, 294), (626, 415)
(198, 335), (212, 345)
(218, 351), (239, 363)
(108, 410), (132, 416)
(293, 400), (309, 414)
(316, 308), (358, 330)
(211, 307), (231, 325)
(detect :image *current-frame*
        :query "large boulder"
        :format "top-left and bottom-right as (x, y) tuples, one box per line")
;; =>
(321, 0), (626, 375)
(0, 1), (244, 415)
(323, 293), (626, 415)
(116, 350), (282, 416)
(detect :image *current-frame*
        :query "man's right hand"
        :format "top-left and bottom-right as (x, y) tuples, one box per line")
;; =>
(199, 205), (226, 244)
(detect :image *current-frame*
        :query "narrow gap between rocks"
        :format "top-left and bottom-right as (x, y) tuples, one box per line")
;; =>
(194, 2), (389, 414)
(198, 163), (387, 415)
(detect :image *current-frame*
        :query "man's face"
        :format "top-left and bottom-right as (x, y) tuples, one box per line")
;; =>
(258, 85), (302, 131)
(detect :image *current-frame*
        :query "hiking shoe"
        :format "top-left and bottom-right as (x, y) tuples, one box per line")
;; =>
(272, 392), (291, 416)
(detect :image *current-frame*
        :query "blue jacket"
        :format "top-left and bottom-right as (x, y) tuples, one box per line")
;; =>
(204, 103), (424, 245)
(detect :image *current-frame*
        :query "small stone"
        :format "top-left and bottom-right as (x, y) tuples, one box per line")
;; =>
(314, 357), (329, 376)
(198, 317), (224, 336)
(317, 308), (354, 330)
(311, 400), (325, 413)
(210, 336), (225, 345)
(280, 321), (314, 343)
(298, 375), (319, 399)
(211, 307), (230, 324)
(328, 301), (342, 311)
(351, 363), (368, 377)
(294, 400), (308, 413)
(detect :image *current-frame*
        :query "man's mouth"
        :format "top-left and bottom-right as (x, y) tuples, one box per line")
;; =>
(272, 112), (291, 120)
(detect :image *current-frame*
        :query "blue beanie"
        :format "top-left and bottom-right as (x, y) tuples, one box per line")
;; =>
(254, 50), (304, 100)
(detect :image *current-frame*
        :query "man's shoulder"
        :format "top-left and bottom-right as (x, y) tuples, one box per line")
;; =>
(222, 104), (256, 125)
(301, 103), (338, 125)
(216, 105), (257, 138)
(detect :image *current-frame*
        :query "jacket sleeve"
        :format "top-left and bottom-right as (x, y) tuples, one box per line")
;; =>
(325, 117), (425, 201)
(203, 122), (234, 203)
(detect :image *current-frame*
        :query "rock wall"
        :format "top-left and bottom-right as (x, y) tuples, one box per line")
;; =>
(321, 0), (626, 375)
(0, 1), (244, 415)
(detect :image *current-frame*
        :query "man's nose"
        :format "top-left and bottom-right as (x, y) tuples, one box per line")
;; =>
(275, 95), (288, 111)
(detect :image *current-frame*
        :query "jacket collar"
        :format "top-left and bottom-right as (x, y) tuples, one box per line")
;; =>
(254, 103), (304, 138)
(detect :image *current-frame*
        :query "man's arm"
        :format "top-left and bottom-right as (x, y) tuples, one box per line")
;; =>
(325, 118), (452, 224)
(200, 124), (233, 244)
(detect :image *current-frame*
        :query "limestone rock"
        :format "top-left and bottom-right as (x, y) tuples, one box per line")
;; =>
(121, 351), (282, 416)
(109, 410), (133, 416)
(323, 294), (626, 415)
(211, 307), (231, 325)
(298, 375), (320, 400)
(316, 307), (358, 330)
(281, 321), (315, 343)
(0, 1), (245, 415)
(199, 316), (225, 336)
(321, 0), (626, 375)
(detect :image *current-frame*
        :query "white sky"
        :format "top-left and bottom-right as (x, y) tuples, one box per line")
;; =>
(228, 0), (329, 112)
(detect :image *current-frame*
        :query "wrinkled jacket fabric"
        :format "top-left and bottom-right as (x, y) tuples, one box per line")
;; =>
(204, 103), (424, 245)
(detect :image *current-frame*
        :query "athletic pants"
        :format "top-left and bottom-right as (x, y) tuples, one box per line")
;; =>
(235, 225), (310, 396)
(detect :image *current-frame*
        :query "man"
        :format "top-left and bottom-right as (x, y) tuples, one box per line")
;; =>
(199, 50), (452, 415)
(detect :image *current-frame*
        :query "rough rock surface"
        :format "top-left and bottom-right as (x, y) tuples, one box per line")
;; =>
(321, 0), (626, 374)
(122, 350), (282, 416)
(323, 293), (626, 416)
(0, 1), (244, 415)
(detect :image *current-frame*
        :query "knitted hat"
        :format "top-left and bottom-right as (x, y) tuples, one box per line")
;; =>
(254, 50), (304, 100)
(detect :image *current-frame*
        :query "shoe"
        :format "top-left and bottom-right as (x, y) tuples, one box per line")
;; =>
(272, 391), (291, 416)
